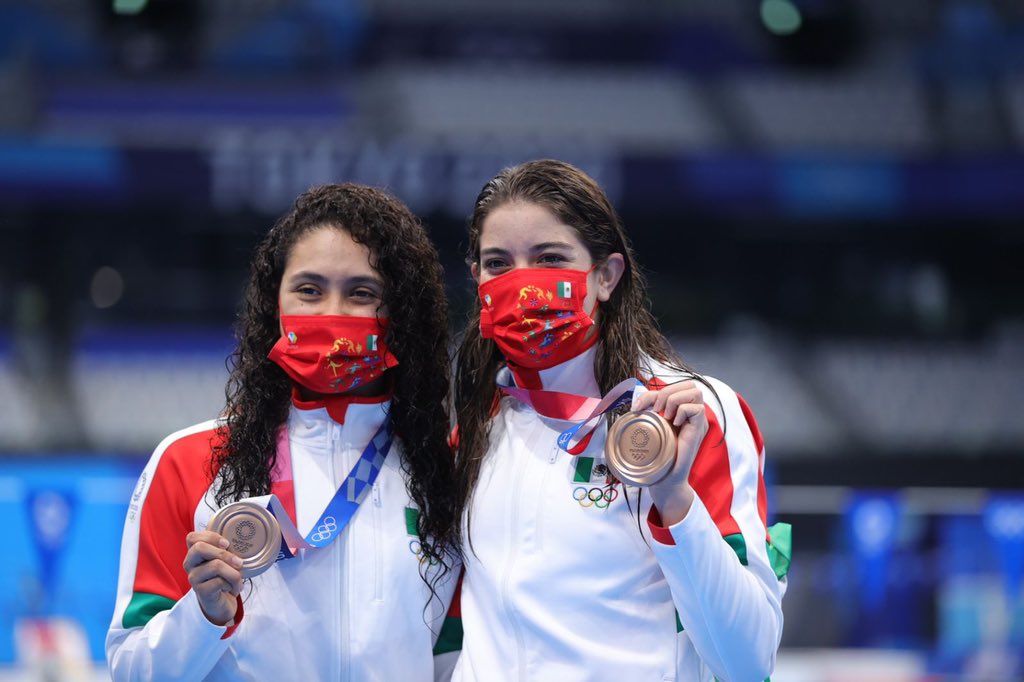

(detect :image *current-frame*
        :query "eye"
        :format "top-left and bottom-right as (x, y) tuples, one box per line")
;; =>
(350, 287), (381, 302)
(483, 257), (510, 272)
(296, 285), (321, 297)
(537, 253), (568, 266)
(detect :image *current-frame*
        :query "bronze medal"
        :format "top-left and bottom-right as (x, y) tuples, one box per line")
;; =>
(207, 501), (281, 578)
(604, 410), (676, 487)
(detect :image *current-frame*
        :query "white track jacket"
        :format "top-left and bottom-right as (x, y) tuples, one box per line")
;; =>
(107, 395), (461, 681)
(453, 346), (790, 682)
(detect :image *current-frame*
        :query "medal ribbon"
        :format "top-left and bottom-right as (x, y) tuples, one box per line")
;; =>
(497, 377), (639, 455)
(257, 420), (393, 560)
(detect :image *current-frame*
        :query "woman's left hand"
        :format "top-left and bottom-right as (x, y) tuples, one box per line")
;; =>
(630, 379), (709, 525)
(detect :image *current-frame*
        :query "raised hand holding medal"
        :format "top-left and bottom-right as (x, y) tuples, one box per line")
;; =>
(181, 417), (392, 627)
(546, 375), (707, 526)
(206, 501), (282, 579)
(628, 379), (708, 525)
(183, 528), (246, 626)
(604, 409), (677, 486)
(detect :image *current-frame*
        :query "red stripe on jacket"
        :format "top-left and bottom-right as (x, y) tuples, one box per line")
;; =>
(134, 427), (226, 601)
(737, 392), (769, 534)
(687, 405), (742, 538)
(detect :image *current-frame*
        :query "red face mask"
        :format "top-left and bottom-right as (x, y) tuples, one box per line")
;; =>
(478, 267), (596, 370)
(268, 315), (399, 395)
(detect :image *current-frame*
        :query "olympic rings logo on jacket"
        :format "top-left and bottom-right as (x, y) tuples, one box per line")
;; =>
(572, 485), (619, 509)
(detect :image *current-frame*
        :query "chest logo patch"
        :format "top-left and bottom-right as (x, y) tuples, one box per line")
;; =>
(569, 456), (619, 509)
(405, 506), (438, 566)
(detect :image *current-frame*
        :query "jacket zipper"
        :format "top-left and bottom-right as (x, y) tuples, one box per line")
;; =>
(342, 434), (355, 682)
(534, 441), (560, 552)
(329, 424), (344, 682)
(500, 417), (533, 682)
(372, 481), (383, 602)
(341, 511), (351, 682)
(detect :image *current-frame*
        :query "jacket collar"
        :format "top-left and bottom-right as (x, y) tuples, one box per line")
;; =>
(503, 343), (601, 398)
(287, 388), (391, 446)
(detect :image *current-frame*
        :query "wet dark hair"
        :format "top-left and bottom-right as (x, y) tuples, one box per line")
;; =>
(212, 183), (457, 578)
(454, 159), (713, 539)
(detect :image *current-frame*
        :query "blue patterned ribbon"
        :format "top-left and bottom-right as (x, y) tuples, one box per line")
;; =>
(264, 420), (393, 559)
(496, 374), (639, 455)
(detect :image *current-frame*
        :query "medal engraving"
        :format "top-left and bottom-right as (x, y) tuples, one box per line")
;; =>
(604, 410), (676, 487)
(207, 501), (282, 578)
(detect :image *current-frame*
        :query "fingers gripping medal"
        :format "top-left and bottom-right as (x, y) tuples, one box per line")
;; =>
(604, 410), (677, 487)
(207, 501), (282, 579)
(203, 421), (394, 579)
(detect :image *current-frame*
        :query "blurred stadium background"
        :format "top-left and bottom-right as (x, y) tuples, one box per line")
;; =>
(1, 0), (1023, 679)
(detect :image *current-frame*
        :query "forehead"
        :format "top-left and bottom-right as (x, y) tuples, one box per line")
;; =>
(479, 201), (586, 252)
(283, 226), (378, 277)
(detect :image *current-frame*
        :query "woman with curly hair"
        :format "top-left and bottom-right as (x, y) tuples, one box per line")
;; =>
(107, 184), (461, 681)
(451, 160), (790, 682)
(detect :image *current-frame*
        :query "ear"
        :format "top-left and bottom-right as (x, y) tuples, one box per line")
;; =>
(470, 261), (481, 285)
(594, 253), (625, 302)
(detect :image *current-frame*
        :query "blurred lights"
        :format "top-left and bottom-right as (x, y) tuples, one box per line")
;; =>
(761, 0), (803, 36)
(14, 286), (48, 327)
(112, 0), (148, 15)
(90, 267), (124, 309)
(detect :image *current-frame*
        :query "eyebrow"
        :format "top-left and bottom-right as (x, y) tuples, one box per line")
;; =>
(286, 271), (383, 287)
(286, 271), (328, 285)
(479, 242), (576, 257)
(345, 275), (384, 287)
(531, 241), (576, 252)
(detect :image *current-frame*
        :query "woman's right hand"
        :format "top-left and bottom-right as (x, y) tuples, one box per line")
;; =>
(184, 531), (244, 625)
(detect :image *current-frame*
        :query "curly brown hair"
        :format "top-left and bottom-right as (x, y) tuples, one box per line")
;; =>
(454, 160), (715, 539)
(212, 183), (457, 577)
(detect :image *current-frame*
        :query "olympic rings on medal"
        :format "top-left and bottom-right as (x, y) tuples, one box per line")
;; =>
(310, 515), (338, 542)
(572, 485), (618, 509)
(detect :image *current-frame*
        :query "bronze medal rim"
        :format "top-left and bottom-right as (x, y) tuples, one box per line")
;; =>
(207, 501), (281, 579)
(604, 410), (676, 487)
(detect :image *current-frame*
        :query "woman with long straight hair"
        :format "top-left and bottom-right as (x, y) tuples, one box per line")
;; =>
(452, 159), (789, 682)
(108, 184), (461, 680)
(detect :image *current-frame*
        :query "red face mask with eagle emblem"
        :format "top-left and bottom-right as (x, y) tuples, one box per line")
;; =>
(478, 267), (596, 370)
(268, 315), (399, 394)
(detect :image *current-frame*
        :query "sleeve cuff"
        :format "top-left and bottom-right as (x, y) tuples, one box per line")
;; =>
(221, 596), (244, 640)
(648, 494), (717, 547)
(647, 505), (676, 545)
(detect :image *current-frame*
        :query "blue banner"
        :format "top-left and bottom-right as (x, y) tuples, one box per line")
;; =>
(983, 494), (1024, 602)
(25, 488), (78, 611)
(4, 135), (1024, 219)
(846, 492), (903, 611)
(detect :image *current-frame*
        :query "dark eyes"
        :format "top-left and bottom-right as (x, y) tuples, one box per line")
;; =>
(482, 253), (568, 271)
(483, 258), (509, 271)
(294, 286), (379, 301)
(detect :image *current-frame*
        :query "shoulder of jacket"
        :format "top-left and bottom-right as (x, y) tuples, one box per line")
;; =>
(640, 360), (752, 439)
(639, 356), (739, 399)
(701, 375), (739, 403)
(698, 377), (764, 456)
(127, 419), (226, 530)
(150, 418), (225, 474)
